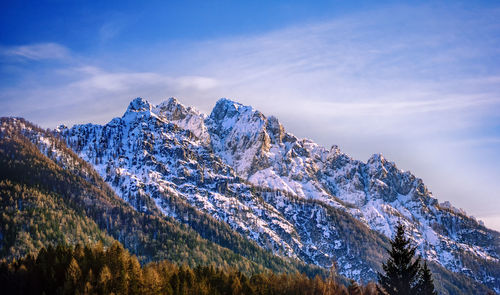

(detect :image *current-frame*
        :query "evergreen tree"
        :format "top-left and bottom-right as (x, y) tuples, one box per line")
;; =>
(417, 261), (437, 295)
(377, 222), (421, 295)
(348, 279), (362, 295)
(98, 265), (112, 294)
(64, 257), (81, 292)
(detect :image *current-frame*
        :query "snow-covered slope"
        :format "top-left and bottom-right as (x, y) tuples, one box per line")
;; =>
(58, 97), (500, 292)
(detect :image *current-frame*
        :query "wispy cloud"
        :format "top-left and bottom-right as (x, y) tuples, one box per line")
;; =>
(123, 4), (500, 230)
(99, 19), (128, 43)
(69, 66), (218, 93)
(0, 64), (218, 126)
(151, 5), (500, 141)
(1, 4), (500, 229)
(450, 137), (500, 147)
(0, 43), (71, 61)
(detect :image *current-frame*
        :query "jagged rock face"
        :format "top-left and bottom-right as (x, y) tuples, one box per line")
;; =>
(127, 97), (153, 113)
(156, 97), (189, 121)
(60, 98), (356, 267)
(58, 97), (500, 292)
(266, 116), (285, 144)
(155, 97), (210, 143)
(207, 99), (273, 177)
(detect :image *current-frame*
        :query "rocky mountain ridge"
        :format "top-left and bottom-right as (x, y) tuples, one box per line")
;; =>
(1, 117), (326, 276)
(57, 97), (500, 293)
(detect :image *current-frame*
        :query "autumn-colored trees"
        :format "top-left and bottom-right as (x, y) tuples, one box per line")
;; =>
(0, 241), (381, 295)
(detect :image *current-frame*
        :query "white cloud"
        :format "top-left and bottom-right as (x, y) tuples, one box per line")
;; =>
(0, 43), (71, 61)
(0, 64), (218, 127)
(175, 76), (218, 90)
(68, 67), (218, 93)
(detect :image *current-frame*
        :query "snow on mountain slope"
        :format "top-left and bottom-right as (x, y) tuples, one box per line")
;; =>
(58, 97), (500, 291)
(207, 99), (499, 267)
(208, 99), (342, 206)
(155, 97), (210, 143)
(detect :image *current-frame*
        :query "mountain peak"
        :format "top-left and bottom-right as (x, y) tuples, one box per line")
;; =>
(167, 96), (180, 104)
(216, 97), (243, 109)
(125, 97), (153, 114)
(154, 96), (209, 142)
(368, 153), (386, 164)
(156, 97), (190, 120)
(161, 97), (183, 110)
(210, 98), (253, 122)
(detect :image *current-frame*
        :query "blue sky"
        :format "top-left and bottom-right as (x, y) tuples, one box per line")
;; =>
(1, 0), (500, 230)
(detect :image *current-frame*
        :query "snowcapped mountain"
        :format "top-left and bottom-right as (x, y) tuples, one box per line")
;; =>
(57, 97), (500, 293)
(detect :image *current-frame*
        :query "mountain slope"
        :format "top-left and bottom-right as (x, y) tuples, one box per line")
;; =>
(0, 120), (115, 259)
(57, 97), (499, 293)
(0, 117), (324, 276)
(58, 99), (391, 275)
(206, 99), (500, 289)
(0, 179), (114, 260)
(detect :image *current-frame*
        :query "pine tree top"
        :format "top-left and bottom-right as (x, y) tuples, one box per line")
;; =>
(377, 222), (422, 295)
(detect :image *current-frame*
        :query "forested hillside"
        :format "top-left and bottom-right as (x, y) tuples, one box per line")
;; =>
(0, 242), (373, 295)
(0, 117), (324, 276)
(0, 179), (114, 259)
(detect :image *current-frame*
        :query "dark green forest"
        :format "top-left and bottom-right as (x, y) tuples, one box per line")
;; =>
(0, 241), (376, 295)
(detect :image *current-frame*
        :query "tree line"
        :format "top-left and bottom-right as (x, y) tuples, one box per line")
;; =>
(0, 241), (375, 295)
(0, 223), (439, 295)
